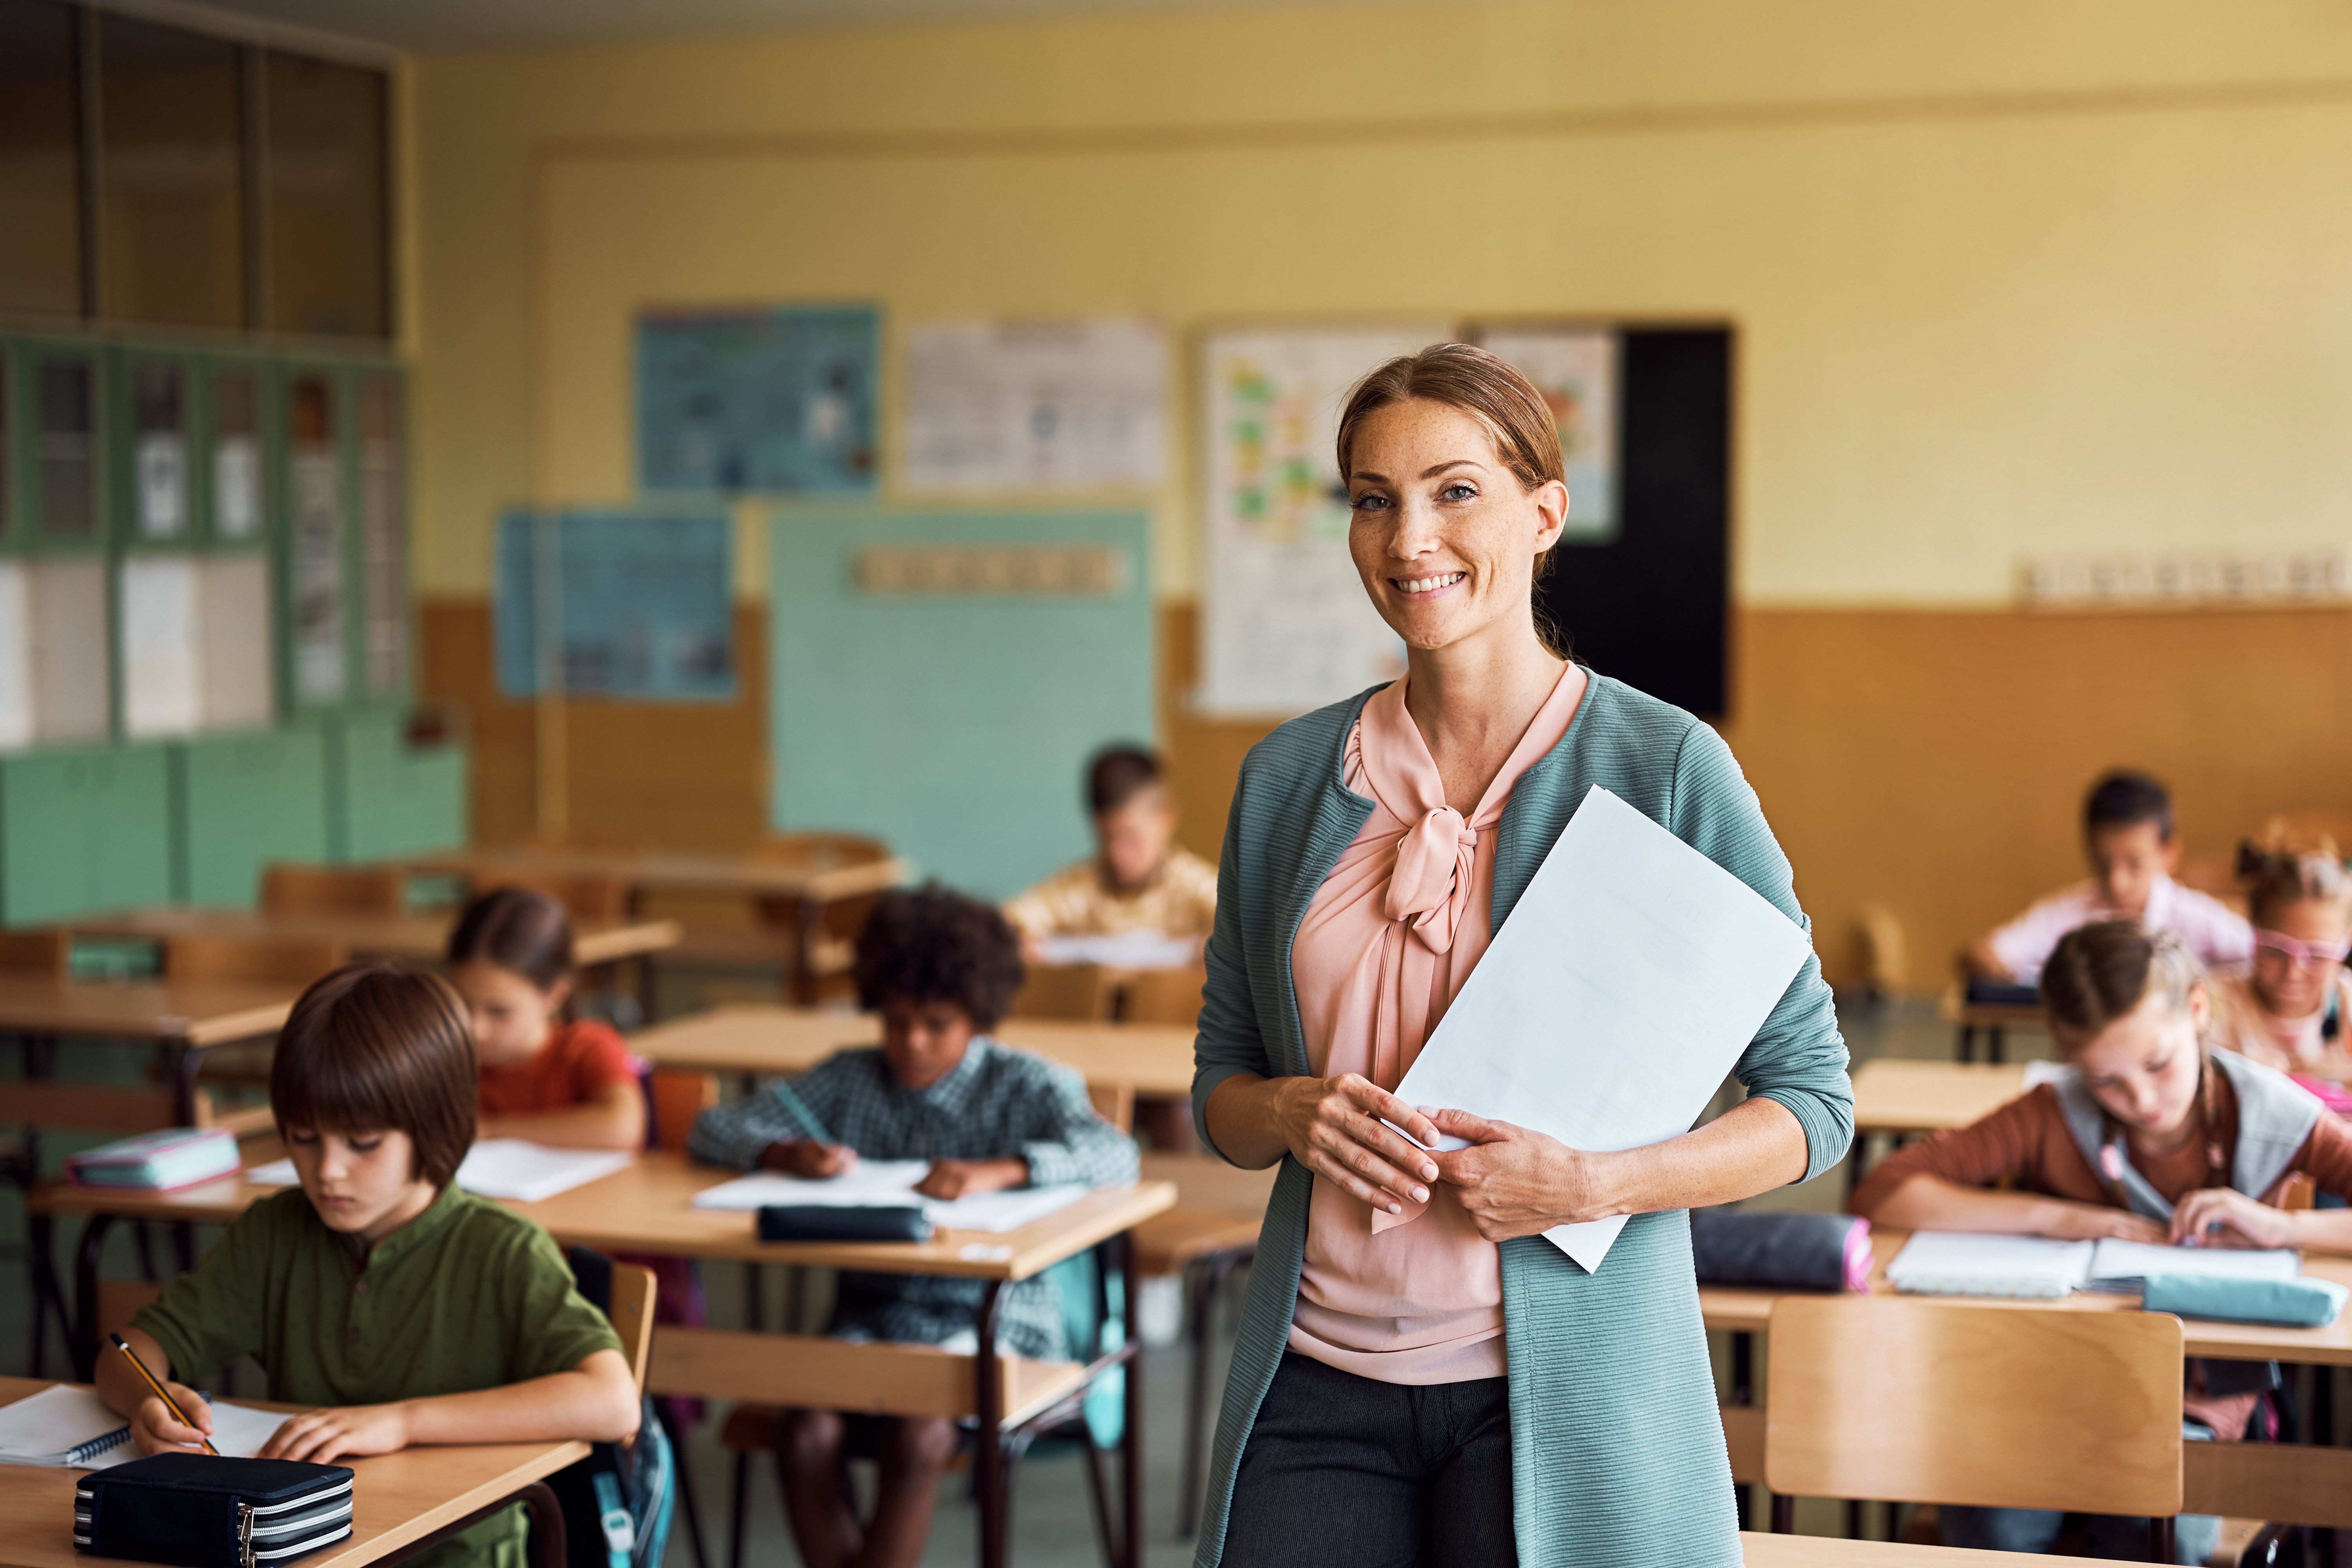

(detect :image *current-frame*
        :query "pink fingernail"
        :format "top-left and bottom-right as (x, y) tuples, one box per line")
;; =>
(1411, 1187), (1428, 1203)
(1387, 1202), (1401, 1214)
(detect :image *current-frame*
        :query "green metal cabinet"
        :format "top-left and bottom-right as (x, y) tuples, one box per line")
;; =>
(169, 728), (329, 906)
(315, 706), (467, 863)
(0, 742), (172, 923)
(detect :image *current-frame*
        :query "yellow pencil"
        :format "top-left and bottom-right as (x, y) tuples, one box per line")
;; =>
(109, 1333), (218, 1456)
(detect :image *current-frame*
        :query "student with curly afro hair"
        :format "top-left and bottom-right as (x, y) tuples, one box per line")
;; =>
(687, 881), (1137, 1568)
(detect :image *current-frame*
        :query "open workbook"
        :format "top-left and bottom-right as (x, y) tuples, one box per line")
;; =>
(0, 1384), (287, 1469)
(1886, 1231), (2301, 1300)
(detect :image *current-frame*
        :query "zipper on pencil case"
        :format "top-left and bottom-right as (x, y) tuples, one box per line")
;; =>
(250, 1501), (354, 1539)
(249, 1479), (354, 1515)
(254, 1523), (352, 1560)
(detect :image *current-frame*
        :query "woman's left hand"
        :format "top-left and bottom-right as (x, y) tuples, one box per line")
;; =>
(258, 1403), (412, 1464)
(1426, 1109), (1615, 1241)
(2169, 1187), (2299, 1250)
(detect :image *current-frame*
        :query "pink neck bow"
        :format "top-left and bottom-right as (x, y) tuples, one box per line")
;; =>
(1383, 804), (1481, 954)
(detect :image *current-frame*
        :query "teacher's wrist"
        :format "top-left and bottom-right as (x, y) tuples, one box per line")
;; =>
(1566, 1146), (1637, 1224)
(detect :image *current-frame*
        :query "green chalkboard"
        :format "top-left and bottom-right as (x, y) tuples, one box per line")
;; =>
(769, 510), (1152, 901)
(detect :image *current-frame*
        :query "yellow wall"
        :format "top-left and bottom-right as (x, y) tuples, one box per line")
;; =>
(408, 0), (2352, 603)
(402, 0), (2352, 987)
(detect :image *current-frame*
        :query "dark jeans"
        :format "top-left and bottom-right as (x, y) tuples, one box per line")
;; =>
(1223, 1352), (1515, 1568)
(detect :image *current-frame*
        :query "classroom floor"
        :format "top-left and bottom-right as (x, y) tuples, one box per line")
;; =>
(0, 996), (1990, 1566)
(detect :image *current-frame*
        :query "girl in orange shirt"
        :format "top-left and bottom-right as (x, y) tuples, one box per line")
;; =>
(448, 887), (647, 1151)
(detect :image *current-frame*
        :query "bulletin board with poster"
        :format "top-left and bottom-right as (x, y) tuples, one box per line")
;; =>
(637, 305), (880, 496)
(1194, 323), (1444, 718)
(1471, 322), (1733, 719)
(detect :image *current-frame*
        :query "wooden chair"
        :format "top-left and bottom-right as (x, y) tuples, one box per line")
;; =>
(0, 929), (71, 975)
(259, 864), (407, 919)
(1115, 964), (1205, 1027)
(1086, 1081), (1135, 1134)
(1764, 1296), (2186, 1558)
(163, 936), (348, 988)
(489, 873), (632, 924)
(1010, 963), (1113, 1022)
(97, 1281), (162, 1345)
(646, 1069), (720, 1152)
(750, 836), (896, 1007)
(608, 1262), (657, 1394)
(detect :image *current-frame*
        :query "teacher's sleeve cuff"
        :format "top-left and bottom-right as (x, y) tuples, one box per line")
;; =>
(1747, 1083), (1855, 1187)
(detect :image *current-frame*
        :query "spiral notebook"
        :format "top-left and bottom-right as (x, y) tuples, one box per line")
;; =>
(0, 1384), (283, 1469)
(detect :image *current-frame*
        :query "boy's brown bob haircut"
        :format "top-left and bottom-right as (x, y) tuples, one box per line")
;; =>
(270, 961), (478, 1188)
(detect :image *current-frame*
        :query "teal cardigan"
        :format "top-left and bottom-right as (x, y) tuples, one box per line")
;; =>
(1189, 671), (1853, 1568)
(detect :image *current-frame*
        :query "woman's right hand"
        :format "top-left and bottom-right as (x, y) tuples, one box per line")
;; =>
(1273, 1074), (1443, 1216)
(760, 1139), (857, 1179)
(131, 1384), (214, 1455)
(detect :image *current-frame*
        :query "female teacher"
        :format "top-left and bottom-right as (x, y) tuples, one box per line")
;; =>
(1190, 344), (1852, 1568)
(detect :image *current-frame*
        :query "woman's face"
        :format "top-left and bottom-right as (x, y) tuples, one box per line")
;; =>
(1345, 399), (1567, 659)
(2071, 988), (2208, 1141)
(2250, 897), (2352, 1018)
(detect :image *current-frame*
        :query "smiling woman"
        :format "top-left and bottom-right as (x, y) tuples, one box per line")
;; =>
(1189, 344), (1855, 1568)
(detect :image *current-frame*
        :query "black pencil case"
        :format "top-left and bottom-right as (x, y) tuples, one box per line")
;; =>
(1690, 1208), (1870, 1291)
(758, 1204), (933, 1242)
(75, 1452), (356, 1568)
(1963, 979), (2042, 1009)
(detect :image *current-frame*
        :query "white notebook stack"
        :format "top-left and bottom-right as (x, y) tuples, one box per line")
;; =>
(1886, 1231), (2301, 1300)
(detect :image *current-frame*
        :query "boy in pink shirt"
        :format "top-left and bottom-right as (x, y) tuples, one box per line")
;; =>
(1965, 770), (2252, 985)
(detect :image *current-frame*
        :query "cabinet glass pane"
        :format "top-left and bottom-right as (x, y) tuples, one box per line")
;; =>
(100, 13), (244, 330)
(36, 357), (96, 539)
(265, 53), (387, 340)
(0, 366), (11, 538)
(0, 0), (82, 318)
(359, 377), (405, 693)
(132, 363), (188, 538)
(212, 369), (262, 539)
(288, 374), (344, 702)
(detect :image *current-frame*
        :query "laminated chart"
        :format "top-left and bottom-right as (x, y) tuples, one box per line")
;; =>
(901, 318), (1166, 492)
(1475, 325), (1620, 543)
(1196, 325), (1440, 717)
(638, 305), (880, 495)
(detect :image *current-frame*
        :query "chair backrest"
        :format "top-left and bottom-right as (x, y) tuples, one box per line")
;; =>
(1119, 964), (1206, 1026)
(0, 929), (71, 976)
(98, 1281), (163, 1344)
(1764, 1296), (2184, 1517)
(645, 1067), (719, 1152)
(1086, 1080), (1136, 1134)
(165, 935), (348, 987)
(489, 874), (632, 924)
(260, 864), (407, 919)
(606, 1263), (657, 1393)
(1009, 962), (1112, 1021)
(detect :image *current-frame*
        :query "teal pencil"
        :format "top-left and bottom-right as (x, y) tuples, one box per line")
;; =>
(770, 1079), (833, 1145)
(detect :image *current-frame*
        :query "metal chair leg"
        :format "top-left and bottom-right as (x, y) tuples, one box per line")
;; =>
(2149, 1514), (2174, 1563)
(1771, 1495), (1795, 1534)
(655, 1403), (709, 1568)
(728, 1447), (749, 1568)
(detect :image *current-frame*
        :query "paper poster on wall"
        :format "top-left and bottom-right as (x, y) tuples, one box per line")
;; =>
(1196, 325), (1441, 717)
(637, 305), (879, 495)
(495, 508), (735, 701)
(120, 557), (202, 738)
(901, 319), (1167, 492)
(290, 449), (346, 702)
(1475, 326), (1620, 543)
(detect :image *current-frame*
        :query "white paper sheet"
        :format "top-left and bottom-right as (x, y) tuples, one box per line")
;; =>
(0, 1385), (285, 1468)
(2087, 1238), (2300, 1287)
(1033, 932), (1200, 971)
(1388, 786), (1813, 1273)
(690, 1163), (1091, 1233)
(245, 1141), (632, 1205)
(1886, 1231), (2096, 1299)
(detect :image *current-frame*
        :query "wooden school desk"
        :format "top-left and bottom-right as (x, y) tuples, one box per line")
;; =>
(386, 847), (911, 907)
(0, 976), (298, 1129)
(630, 1003), (1198, 1098)
(1851, 1060), (2032, 1140)
(66, 907), (683, 970)
(1737, 1534), (2081, 1565)
(1701, 1230), (2352, 1533)
(0, 1377), (584, 1568)
(33, 1155), (1176, 1568)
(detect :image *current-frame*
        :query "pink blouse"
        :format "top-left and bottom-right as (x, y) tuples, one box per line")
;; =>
(1287, 663), (1588, 1385)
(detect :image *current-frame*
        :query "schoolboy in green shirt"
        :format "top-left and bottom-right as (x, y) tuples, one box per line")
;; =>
(96, 962), (639, 1568)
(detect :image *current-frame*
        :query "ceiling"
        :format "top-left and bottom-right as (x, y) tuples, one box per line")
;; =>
(154, 0), (1299, 53)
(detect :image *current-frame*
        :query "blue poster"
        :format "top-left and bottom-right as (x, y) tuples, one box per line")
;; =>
(637, 305), (880, 495)
(495, 508), (735, 700)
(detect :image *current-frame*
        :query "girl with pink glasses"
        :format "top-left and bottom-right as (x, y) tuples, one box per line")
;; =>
(2208, 844), (2352, 1089)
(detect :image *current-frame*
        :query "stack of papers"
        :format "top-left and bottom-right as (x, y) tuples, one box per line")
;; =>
(0, 1385), (286, 1470)
(1032, 933), (1200, 971)
(1389, 786), (1815, 1272)
(1887, 1230), (2301, 1299)
(690, 1162), (1092, 1234)
(67, 1129), (241, 1192)
(246, 1139), (632, 1204)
